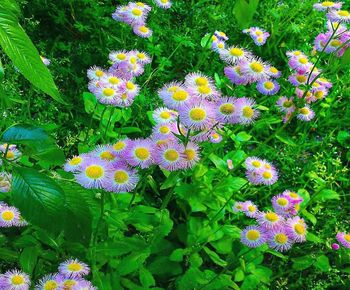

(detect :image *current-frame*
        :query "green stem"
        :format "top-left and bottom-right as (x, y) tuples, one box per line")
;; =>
(103, 107), (115, 141)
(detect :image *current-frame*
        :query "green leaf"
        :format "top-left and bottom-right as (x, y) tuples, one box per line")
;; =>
(160, 172), (180, 190)
(170, 248), (186, 262)
(0, 2), (63, 103)
(12, 167), (65, 233)
(203, 246), (227, 267)
(314, 255), (330, 272)
(340, 48), (350, 68)
(314, 189), (340, 202)
(139, 267), (155, 288)
(201, 33), (212, 48)
(118, 251), (150, 276)
(0, 248), (18, 261)
(233, 0), (260, 29)
(240, 274), (260, 290)
(306, 232), (322, 243)
(120, 127), (142, 134)
(209, 153), (227, 173)
(292, 255), (314, 270)
(19, 247), (38, 275)
(1, 124), (49, 143)
(83, 92), (97, 114)
(235, 131), (252, 142)
(302, 210), (317, 225)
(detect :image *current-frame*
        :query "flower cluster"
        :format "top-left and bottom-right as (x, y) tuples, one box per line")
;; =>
(245, 157), (278, 186)
(87, 50), (151, 107)
(0, 259), (95, 290)
(336, 232), (350, 248)
(209, 31), (281, 96)
(313, 1), (350, 23)
(0, 202), (28, 227)
(155, 0), (172, 9)
(243, 26), (270, 46)
(112, 2), (153, 38)
(234, 190), (307, 252)
(0, 172), (11, 192)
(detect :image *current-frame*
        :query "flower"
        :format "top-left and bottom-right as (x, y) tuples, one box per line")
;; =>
(74, 158), (113, 190)
(267, 228), (293, 252)
(0, 206), (20, 227)
(257, 211), (284, 229)
(257, 167), (278, 185)
(152, 107), (178, 124)
(276, 96), (295, 113)
(87, 66), (105, 80)
(106, 162), (139, 193)
(256, 80), (280, 95)
(313, 1), (343, 11)
(125, 139), (154, 169)
(332, 243), (340, 250)
(58, 259), (90, 278)
(182, 142), (200, 169)
(336, 232), (350, 248)
(219, 46), (251, 64)
(184, 72), (213, 88)
(155, 0), (172, 9)
(267, 66), (281, 78)
(241, 226), (266, 248)
(0, 172), (12, 193)
(215, 97), (238, 124)
(40, 56), (51, 66)
(158, 83), (192, 109)
(242, 200), (259, 218)
(245, 157), (264, 171)
(209, 132), (223, 143)
(132, 25), (153, 38)
(91, 145), (118, 162)
(35, 273), (59, 290)
(240, 58), (270, 82)
(232, 201), (245, 212)
(327, 9), (350, 22)
(235, 97), (259, 125)
(272, 194), (293, 216)
(71, 280), (97, 290)
(0, 269), (31, 290)
(286, 217), (307, 242)
(179, 101), (215, 131)
(153, 141), (185, 171)
(297, 106), (315, 121)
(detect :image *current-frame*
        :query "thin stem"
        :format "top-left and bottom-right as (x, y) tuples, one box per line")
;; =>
(103, 107), (115, 140)
(84, 103), (98, 143)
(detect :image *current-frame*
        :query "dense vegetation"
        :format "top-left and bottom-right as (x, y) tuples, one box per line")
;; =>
(0, 0), (349, 289)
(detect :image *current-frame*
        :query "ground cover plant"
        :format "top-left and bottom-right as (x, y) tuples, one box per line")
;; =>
(0, 0), (350, 289)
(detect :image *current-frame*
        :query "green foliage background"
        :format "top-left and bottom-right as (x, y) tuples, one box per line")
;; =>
(0, 0), (350, 289)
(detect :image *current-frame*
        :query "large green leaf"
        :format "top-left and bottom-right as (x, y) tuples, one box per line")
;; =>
(233, 0), (260, 29)
(1, 124), (49, 143)
(11, 167), (66, 232)
(0, 1), (63, 103)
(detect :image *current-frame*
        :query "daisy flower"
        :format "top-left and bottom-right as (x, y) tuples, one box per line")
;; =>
(211, 40), (226, 53)
(242, 200), (259, 218)
(215, 97), (239, 124)
(91, 145), (118, 162)
(74, 158), (113, 190)
(153, 107), (178, 124)
(209, 132), (223, 143)
(276, 96), (295, 113)
(272, 194), (292, 216)
(256, 80), (280, 95)
(313, 1), (343, 11)
(0, 269), (31, 290)
(155, 0), (172, 9)
(241, 226), (266, 248)
(126, 139), (154, 169)
(184, 72), (213, 88)
(107, 162), (139, 193)
(179, 101), (215, 131)
(288, 55), (312, 73)
(153, 141), (185, 171)
(227, 159), (234, 170)
(224, 65), (249, 85)
(152, 122), (179, 140)
(58, 259), (90, 278)
(336, 232), (350, 248)
(286, 217), (307, 242)
(132, 25), (153, 38)
(267, 228), (294, 252)
(71, 280), (97, 290)
(3, 147), (21, 161)
(186, 83), (220, 101)
(0, 206), (20, 227)
(232, 201), (245, 212)
(240, 58), (270, 82)
(94, 84), (119, 105)
(245, 157), (264, 171)
(56, 276), (85, 289)
(111, 139), (129, 156)
(235, 97), (259, 125)
(35, 273), (59, 290)
(286, 50), (305, 59)
(257, 167), (279, 185)
(159, 84), (191, 109)
(257, 211), (285, 229)
(87, 66), (105, 80)
(219, 46), (251, 64)
(100, 74), (121, 86)
(0, 172), (12, 193)
(214, 31), (229, 41)
(182, 142), (200, 169)
(281, 190), (303, 203)
(327, 9), (350, 22)
(297, 106), (315, 121)
(288, 73), (308, 86)
(135, 51), (151, 64)
(267, 66), (281, 78)
(109, 50), (128, 64)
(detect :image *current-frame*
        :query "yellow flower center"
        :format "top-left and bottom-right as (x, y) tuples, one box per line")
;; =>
(11, 275), (24, 285)
(220, 103), (235, 115)
(63, 280), (77, 288)
(156, 140), (168, 146)
(139, 26), (149, 33)
(299, 107), (309, 115)
(172, 90), (188, 101)
(132, 8), (142, 16)
(44, 280), (58, 290)
(160, 112), (171, 119)
(159, 125), (170, 134)
(296, 75), (307, 83)
(67, 263), (82, 272)
(275, 233), (288, 244)
(103, 88), (115, 97)
(129, 57), (137, 64)
(242, 106), (254, 118)
(117, 53), (126, 60)
(136, 2), (145, 7)
(113, 141), (125, 151)
(121, 93), (128, 100)
(184, 149), (195, 161)
(135, 148), (150, 160)
(246, 230), (260, 241)
(189, 108), (207, 121)
(250, 62), (264, 73)
(114, 170), (129, 184)
(229, 47), (244, 57)
(315, 91), (324, 99)
(69, 157), (82, 165)
(86, 165), (104, 179)
(262, 171), (272, 179)
(100, 151), (115, 161)
(198, 85), (211, 94)
(270, 67), (278, 73)
(289, 192), (298, 199)
(218, 43), (224, 49)
(264, 81), (274, 90)
(255, 31), (263, 36)
(283, 100), (293, 108)
(2, 210), (14, 221)
(277, 198), (288, 206)
(294, 224), (306, 235)
(248, 205), (256, 212)
(164, 149), (179, 162)
(330, 39), (342, 47)
(257, 37), (263, 42)
(109, 77), (120, 85)
(195, 77), (208, 86)
(6, 151), (15, 159)
(211, 35), (217, 41)
(298, 57), (308, 64)
(322, 1), (334, 6)
(161, 0), (168, 3)
(95, 70), (104, 77)
(252, 160), (261, 167)
(344, 234), (350, 242)
(126, 82), (135, 90)
(265, 212), (279, 222)
(338, 10), (350, 17)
